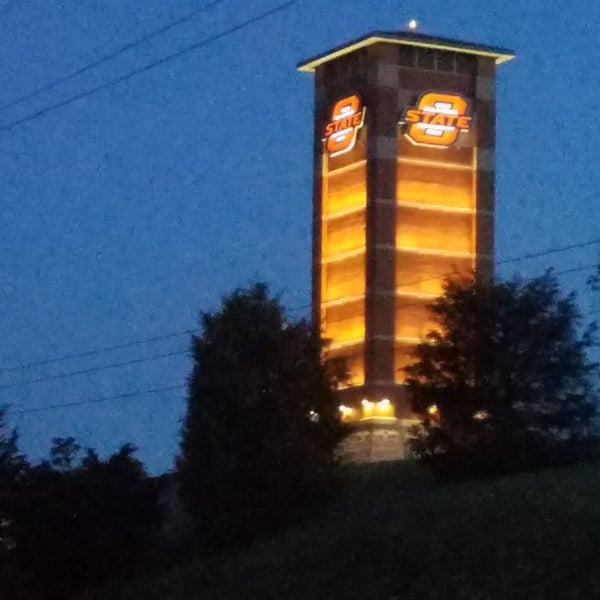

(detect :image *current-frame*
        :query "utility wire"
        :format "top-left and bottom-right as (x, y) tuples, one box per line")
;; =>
(552, 263), (600, 277)
(498, 237), (600, 265)
(8, 384), (187, 416)
(0, 350), (189, 390)
(0, 0), (225, 113)
(11, 306), (600, 417)
(10, 306), (600, 417)
(0, 329), (197, 374)
(388, 237), (600, 294)
(0, 0), (299, 134)
(2, 240), (599, 379)
(5, 260), (600, 413)
(3, 255), (595, 390)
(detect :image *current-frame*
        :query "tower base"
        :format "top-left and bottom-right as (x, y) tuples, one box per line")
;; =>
(339, 418), (420, 463)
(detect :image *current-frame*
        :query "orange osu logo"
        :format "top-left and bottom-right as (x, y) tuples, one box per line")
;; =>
(403, 92), (472, 147)
(324, 95), (365, 157)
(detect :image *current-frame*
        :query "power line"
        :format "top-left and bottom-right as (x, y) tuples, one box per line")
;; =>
(0, 0), (299, 134)
(0, 0), (225, 114)
(498, 237), (600, 265)
(2, 306), (307, 377)
(0, 329), (197, 374)
(0, 350), (189, 390)
(12, 306), (600, 418)
(5, 259), (600, 414)
(324, 260), (600, 330)
(389, 237), (600, 293)
(10, 307), (600, 418)
(8, 384), (187, 416)
(3, 240), (598, 379)
(553, 263), (599, 277)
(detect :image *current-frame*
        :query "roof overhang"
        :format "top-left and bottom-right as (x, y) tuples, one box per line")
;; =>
(298, 31), (515, 72)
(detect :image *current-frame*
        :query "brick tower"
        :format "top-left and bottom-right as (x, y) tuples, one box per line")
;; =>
(298, 32), (514, 461)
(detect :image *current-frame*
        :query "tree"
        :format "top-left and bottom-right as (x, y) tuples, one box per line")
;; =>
(178, 283), (347, 547)
(0, 408), (26, 552)
(49, 437), (81, 471)
(405, 272), (599, 476)
(0, 408), (33, 600)
(0, 407), (26, 484)
(11, 442), (162, 600)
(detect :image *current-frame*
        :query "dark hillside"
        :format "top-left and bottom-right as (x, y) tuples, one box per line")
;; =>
(85, 461), (600, 600)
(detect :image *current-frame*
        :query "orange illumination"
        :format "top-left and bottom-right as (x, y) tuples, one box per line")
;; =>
(320, 97), (367, 388)
(395, 207), (474, 254)
(395, 344), (418, 383)
(394, 115), (477, 383)
(396, 319), (438, 341)
(395, 247), (473, 259)
(324, 95), (366, 157)
(323, 247), (366, 263)
(323, 294), (365, 307)
(403, 92), (471, 147)
(397, 200), (474, 214)
(324, 165), (366, 215)
(323, 318), (365, 344)
(339, 405), (357, 421)
(329, 350), (364, 387)
(323, 210), (365, 256)
(397, 156), (473, 171)
(396, 252), (473, 295)
(361, 398), (396, 420)
(397, 163), (474, 209)
(328, 338), (364, 351)
(322, 253), (365, 302)
(397, 186), (471, 208)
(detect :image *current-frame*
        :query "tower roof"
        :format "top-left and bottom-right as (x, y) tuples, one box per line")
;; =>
(297, 31), (515, 72)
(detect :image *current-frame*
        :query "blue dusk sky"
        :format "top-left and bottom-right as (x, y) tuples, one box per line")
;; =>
(1, 0), (598, 474)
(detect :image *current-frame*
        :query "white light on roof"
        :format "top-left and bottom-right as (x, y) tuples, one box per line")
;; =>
(408, 19), (418, 31)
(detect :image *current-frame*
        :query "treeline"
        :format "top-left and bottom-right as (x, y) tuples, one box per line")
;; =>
(2, 269), (600, 598)
(1, 284), (349, 599)
(0, 429), (162, 600)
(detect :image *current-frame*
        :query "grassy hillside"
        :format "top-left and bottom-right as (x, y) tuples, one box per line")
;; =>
(86, 461), (600, 600)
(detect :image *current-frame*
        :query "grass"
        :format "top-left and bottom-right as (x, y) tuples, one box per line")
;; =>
(85, 460), (600, 600)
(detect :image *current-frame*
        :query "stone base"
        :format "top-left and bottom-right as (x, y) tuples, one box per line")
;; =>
(339, 418), (419, 463)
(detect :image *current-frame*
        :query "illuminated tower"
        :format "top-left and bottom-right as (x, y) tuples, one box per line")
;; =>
(298, 32), (514, 461)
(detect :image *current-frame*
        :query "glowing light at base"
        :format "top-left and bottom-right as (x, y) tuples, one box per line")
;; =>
(361, 398), (396, 420)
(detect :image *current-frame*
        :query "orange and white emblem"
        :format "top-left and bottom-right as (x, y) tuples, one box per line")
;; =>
(403, 92), (472, 147)
(324, 95), (365, 157)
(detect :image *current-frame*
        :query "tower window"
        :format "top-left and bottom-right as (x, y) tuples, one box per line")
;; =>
(416, 48), (435, 70)
(435, 50), (455, 73)
(455, 53), (477, 75)
(326, 50), (368, 82)
(397, 46), (477, 75)
(397, 45), (416, 67)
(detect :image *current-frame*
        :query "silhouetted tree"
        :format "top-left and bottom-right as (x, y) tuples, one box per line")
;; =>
(405, 272), (599, 477)
(0, 407), (26, 484)
(178, 283), (347, 547)
(11, 443), (162, 600)
(0, 408), (33, 599)
(49, 436), (81, 470)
